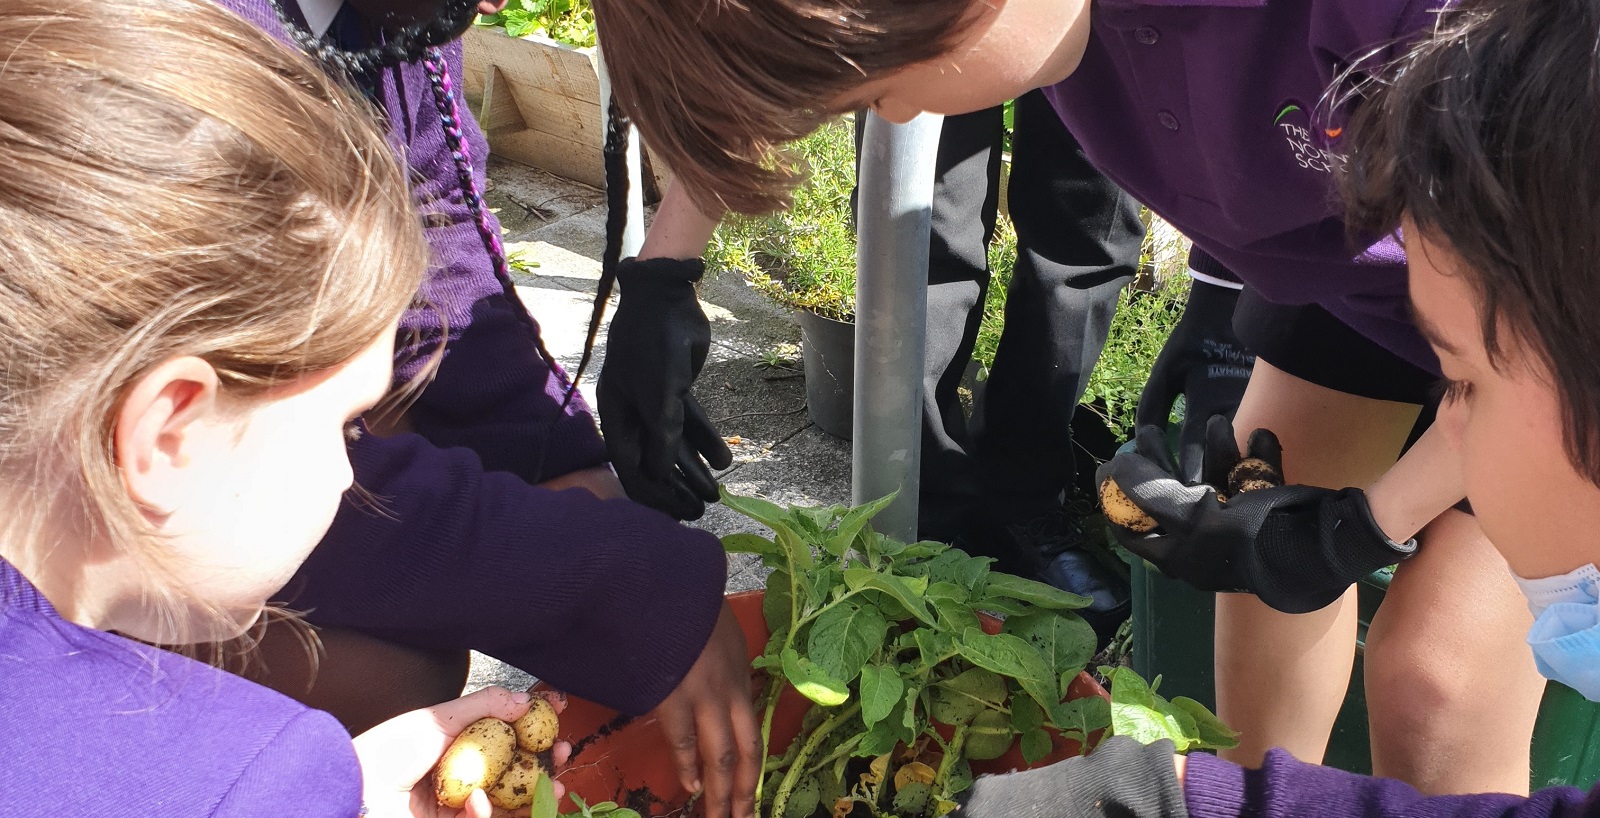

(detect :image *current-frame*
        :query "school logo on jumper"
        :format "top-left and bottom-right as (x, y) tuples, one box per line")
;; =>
(1274, 101), (1347, 174)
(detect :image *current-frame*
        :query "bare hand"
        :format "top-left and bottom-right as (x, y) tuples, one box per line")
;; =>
(354, 686), (573, 818)
(651, 603), (760, 818)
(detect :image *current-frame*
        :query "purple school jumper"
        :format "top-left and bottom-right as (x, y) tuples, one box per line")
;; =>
(0, 559), (360, 816)
(214, 0), (727, 714)
(1047, 0), (1444, 375)
(1183, 748), (1600, 817)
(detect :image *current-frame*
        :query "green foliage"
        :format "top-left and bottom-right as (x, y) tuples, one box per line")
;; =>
(1080, 271), (1189, 438)
(568, 794), (641, 818)
(721, 488), (1233, 818)
(475, 0), (596, 48)
(707, 119), (860, 322)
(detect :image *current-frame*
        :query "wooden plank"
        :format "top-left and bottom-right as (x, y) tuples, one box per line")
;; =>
(478, 65), (527, 138)
(490, 129), (606, 189)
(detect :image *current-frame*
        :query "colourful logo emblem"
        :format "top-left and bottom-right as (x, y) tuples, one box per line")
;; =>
(1274, 101), (1346, 173)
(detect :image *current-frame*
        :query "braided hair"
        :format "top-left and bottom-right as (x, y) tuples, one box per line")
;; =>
(271, 0), (635, 479)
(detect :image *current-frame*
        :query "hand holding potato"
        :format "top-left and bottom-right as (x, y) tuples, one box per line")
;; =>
(353, 686), (571, 818)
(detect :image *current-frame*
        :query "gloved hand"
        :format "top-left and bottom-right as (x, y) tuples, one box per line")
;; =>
(1096, 418), (1418, 614)
(598, 257), (733, 521)
(1134, 277), (1253, 483)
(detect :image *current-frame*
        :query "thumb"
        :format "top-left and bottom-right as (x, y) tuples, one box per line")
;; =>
(1135, 346), (1186, 431)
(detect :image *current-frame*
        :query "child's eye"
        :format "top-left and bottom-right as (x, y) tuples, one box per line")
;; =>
(343, 420), (364, 443)
(1432, 378), (1474, 405)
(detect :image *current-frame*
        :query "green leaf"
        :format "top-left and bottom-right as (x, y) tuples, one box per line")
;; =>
(925, 549), (992, 591)
(973, 597), (1033, 616)
(722, 532), (780, 557)
(807, 601), (887, 684)
(944, 757), (975, 796)
(925, 581), (971, 605)
(982, 572), (1093, 610)
(955, 629), (1060, 717)
(763, 569), (796, 634)
(719, 488), (792, 530)
(824, 492), (897, 556)
(929, 667), (1007, 724)
(1049, 696), (1111, 739)
(781, 647), (850, 706)
(1020, 728), (1053, 764)
(898, 540), (950, 560)
(790, 504), (842, 541)
(775, 525), (815, 571)
(1002, 612), (1096, 679)
(842, 568), (936, 625)
(912, 628), (957, 667)
(1010, 695), (1045, 734)
(531, 766), (557, 818)
(859, 664), (904, 728)
(1168, 697), (1240, 751)
(858, 693), (913, 756)
(1105, 666), (1194, 748)
(932, 598), (982, 634)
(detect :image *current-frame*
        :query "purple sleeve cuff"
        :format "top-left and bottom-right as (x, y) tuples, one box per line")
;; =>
(284, 431), (727, 715)
(1184, 748), (1598, 818)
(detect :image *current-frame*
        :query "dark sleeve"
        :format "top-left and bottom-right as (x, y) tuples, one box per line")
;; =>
(282, 430), (728, 715)
(214, 710), (361, 818)
(382, 40), (607, 484)
(1185, 748), (1598, 818)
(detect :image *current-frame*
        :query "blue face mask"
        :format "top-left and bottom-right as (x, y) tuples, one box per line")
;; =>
(1514, 564), (1600, 701)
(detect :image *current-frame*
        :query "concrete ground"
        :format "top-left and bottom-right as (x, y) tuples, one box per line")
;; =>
(463, 157), (849, 693)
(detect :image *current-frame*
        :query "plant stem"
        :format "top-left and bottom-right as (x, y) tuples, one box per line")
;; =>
(754, 672), (784, 804)
(771, 702), (862, 818)
(802, 734), (862, 778)
(933, 721), (970, 799)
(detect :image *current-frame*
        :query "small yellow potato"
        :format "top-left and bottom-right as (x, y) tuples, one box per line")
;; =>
(434, 717), (517, 809)
(1099, 477), (1157, 533)
(512, 695), (560, 753)
(486, 749), (547, 810)
(1227, 457), (1283, 497)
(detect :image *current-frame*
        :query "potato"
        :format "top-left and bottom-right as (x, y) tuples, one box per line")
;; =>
(486, 749), (547, 810)
(1226, 457), (1282, 497)
(434, 717), (517, 809)
(512, 695), (560, 753)
(1099, 477), (1157, 533)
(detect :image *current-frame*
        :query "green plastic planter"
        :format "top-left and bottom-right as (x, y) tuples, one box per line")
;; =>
(1128, 554), (1600, 788)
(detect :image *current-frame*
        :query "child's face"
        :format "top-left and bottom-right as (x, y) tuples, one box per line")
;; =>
(1407, 226), (1600, 579)
(119, 330), (395, 642)
(834, 0), (1092, 123)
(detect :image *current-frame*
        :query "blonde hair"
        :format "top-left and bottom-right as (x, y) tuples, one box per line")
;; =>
(0, 0), (428, 627)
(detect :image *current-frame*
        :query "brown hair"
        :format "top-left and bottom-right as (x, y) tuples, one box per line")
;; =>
(595, 0), (974, 213)
(0, 0), (428, 624)
(1343, 0), (1600, 485)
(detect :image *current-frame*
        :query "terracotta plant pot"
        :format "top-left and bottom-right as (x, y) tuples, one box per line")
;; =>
(537, 590), (1110, 816)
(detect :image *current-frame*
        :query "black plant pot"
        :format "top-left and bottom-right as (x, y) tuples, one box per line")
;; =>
(798, 309), (854, 440)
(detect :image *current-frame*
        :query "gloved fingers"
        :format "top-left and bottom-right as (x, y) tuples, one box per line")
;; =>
(1177, 415), (1208, 486)
(638, 393), (688, 483)
(1133, 353), (1185, 432)
(612, 454), (708, 521)
(1107, 526), (1182, 571)
(1200, 414), (1242, 490)
(676, 439), (722, 504)
(682, 395), (733, 470)
(1132, 424), (1181, 478)
(1243, 427), (1285, 474)
(1098, 453), (1218, 535)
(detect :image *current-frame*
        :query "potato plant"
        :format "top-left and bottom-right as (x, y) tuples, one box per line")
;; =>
(720, 489), (1236, 818)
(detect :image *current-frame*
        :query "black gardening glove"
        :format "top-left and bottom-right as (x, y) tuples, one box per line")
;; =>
(1135, 278), (1253, 483)
(598, 257), (733, 521)
(1096, 417), (1418, 614)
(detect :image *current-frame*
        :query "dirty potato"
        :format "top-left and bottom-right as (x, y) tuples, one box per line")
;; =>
(1099, 477), (1157, 533)
(512, 695), (560, 753)
(434, 717), (517, 809)
(486, 749), (547, 810)
(1226, 457), (1283, 497)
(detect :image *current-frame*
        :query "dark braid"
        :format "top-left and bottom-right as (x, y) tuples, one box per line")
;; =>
(268, 0), (478, 72)
(567, 96), (632, 405)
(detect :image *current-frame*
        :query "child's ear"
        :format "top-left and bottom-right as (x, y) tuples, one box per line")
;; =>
(114, 357), (222, 517)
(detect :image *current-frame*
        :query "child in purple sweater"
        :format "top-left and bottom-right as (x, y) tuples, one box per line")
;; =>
(0, 1), (560, 814)
(961, 0), (1600, 812)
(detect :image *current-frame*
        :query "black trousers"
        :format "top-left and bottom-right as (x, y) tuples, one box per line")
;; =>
(857, 92), (1145, 542)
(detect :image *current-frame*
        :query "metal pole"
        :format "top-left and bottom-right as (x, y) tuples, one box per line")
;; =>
(852, 111), (943, 540)
(594, 44), (646, 256)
